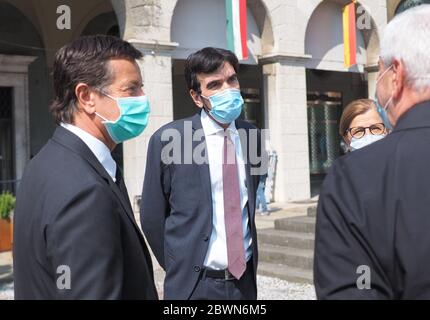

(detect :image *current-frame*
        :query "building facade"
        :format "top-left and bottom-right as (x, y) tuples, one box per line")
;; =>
(0, 0), (424, 216)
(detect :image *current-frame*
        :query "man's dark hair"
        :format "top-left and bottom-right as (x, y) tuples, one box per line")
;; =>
(51, 34), (143, 125)
(184, 47), (239, 94)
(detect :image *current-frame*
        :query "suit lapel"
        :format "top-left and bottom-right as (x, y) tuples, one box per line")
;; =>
(191, 113), (214, 219)
(106, 171), (141, 232)
(52, 127), (143, 238)
(115, 167), (155, 274)
(116, 169), (134, 213)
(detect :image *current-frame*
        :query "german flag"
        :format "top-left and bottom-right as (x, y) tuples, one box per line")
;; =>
(342, 1), (357, 68)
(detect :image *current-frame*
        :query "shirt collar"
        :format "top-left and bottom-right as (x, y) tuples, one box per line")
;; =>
(60, 123), (117, 181)
(200, 110), (238, 136)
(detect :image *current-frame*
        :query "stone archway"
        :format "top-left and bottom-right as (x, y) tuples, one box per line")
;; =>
(0, 1), (42, 185)
(303, 0), (383, 195)
(304, 0), (380, 72)
(73, 1), (117, 38)
(167, 0), (275, 56)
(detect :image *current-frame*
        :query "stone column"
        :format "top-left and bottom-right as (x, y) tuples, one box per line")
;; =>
(261, 53), (311, 202)
(123, 40), (178, 218)
(366, 64), (379, 99)
(0, 54), (37, 182)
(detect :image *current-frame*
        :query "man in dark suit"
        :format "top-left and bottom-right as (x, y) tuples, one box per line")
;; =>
(141, 47), (267, 300)
(13, 35), (158, 300)
(314, 5), (430, 299)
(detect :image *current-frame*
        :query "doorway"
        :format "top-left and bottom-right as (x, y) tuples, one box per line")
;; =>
(306, 69), (368, 196)
(0, 87), (15, 193)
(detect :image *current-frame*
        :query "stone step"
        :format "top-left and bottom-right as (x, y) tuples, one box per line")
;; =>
(257, 261), (313, 284)
(307, 206), (317, 217)
(275, 216), (316, 233)
(0, 266), (13, 286)
(258, 243), (314, 270)
(257, 228), (315, 250)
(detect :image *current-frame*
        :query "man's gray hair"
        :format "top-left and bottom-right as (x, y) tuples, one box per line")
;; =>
(380, 4), (430, 92)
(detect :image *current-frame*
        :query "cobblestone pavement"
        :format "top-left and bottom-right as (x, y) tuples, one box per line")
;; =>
(257, 276), (316, 300)
(0, 283), (13, 300)
(1, 202), (319, 300)
(1, 250), (316, 300)
(153, 265), (316, 300)
(1, 272), (316, 300)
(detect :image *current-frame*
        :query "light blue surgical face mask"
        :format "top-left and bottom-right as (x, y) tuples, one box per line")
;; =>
(375, 94), (393, 131)
(95, 93), (150, 144)
(375, 65), (394, 131)
(201, 88), (244, 124)
(350, 133), (386, 151)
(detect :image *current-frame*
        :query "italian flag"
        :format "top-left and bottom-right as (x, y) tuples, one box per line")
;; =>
(226, 0), (248, 61)
(342, 0), (357, 68)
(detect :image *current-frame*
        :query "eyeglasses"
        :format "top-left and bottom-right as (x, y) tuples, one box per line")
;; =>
(346, 123), (386, 139)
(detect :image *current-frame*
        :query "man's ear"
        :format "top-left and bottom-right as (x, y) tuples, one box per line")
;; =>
(190, 89), (204, 109)
(75, 83), (96, 115)
(392, 59), (405, 100)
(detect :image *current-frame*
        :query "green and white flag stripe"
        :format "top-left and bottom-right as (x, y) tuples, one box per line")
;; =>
(226, 0), (248, 60)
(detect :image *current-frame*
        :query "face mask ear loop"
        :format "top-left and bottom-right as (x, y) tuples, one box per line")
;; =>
(98, 91), (123, 123)
(199, 92), (212, 114)
(95, 112), (109, 123)
(384, 96), (394, 111)
(92, 90), (111, 123)
(376, 64), (393, 85)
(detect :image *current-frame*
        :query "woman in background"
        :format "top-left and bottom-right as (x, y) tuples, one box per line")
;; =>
(339, 99), (388, 152)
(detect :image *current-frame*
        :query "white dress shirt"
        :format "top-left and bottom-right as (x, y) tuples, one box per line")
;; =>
(61, 123), (117, 182)
(201, 111), (253, 270)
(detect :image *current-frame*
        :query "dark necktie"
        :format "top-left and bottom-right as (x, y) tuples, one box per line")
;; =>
(223, 131), (246, 280)
(115, 166), (129, 201)
(115, 166), (122, 188)
(114, 166), (135, 217)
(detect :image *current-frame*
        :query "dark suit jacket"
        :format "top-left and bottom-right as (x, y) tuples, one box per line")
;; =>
(140, 112), (265, 300)
(314, 100), (430, 299)
(13, 126), (158, 300)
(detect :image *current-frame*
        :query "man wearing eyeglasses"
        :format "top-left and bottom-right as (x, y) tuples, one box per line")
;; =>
(314, 5), (430, 299)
